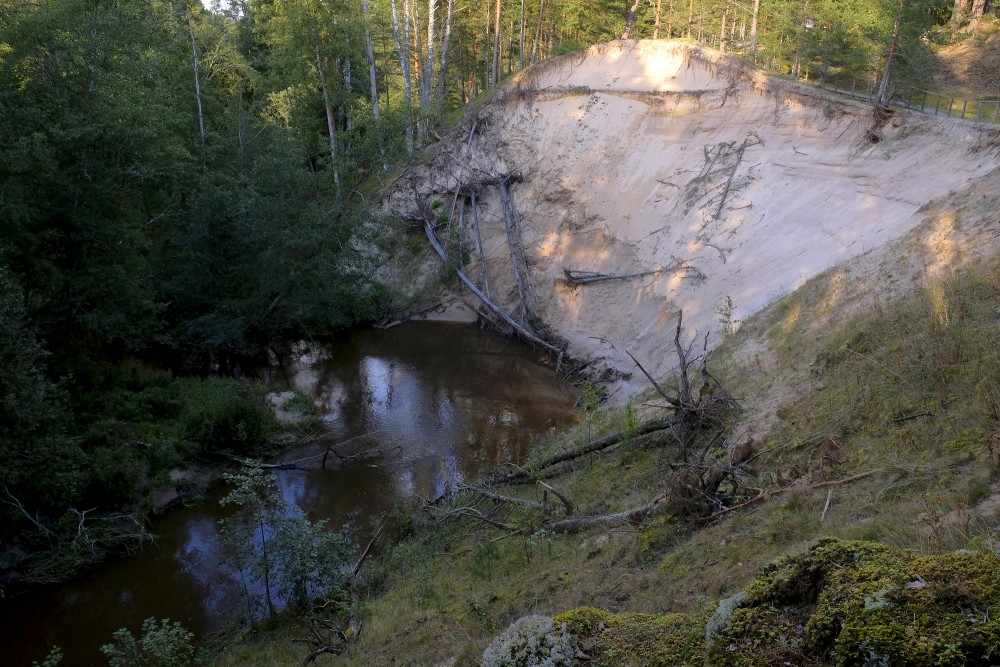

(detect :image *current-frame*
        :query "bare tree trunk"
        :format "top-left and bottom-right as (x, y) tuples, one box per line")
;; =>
(484, 0), (492, 87)
(687, 0), (693, 37)
(519, 0), (525, 68)
(437, 0), (455, 101)
(425, 0), (437, 108)
(654, 0), (663, 38)
(390, 0), (414, 153)
(952, 0), (971, 22)
(719, 6), (728, 52)
(876, 0), (904, 107)
(622, 0), (642, 38)
(749, 0), (761, 62)
(491, 0), (502, 87)
(424, 220), (562, 358)
(470, 191), (491, 299)
(970, 0), (987, 27)
(410, 1), (426, 143)
(498, 182), (529, 323)
(364, 0), (380, 118)
(316, 47), (341, 190)
(188, 19), (206, 148)
(531, 0), (545, 63)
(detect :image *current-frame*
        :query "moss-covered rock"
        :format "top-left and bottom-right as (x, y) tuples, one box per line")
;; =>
(553, 607), (705, 666)
(712, 539), (1000, 667)
(542, 540), (1000, 667)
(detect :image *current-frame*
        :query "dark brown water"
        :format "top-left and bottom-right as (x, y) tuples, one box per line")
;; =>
(0, 322), (578, 666)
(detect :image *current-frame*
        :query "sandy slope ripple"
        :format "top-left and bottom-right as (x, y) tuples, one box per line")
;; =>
(384, 40), (999, 402)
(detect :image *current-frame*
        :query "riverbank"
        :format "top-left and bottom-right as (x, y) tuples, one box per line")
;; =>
(212, 238), (1000, 665)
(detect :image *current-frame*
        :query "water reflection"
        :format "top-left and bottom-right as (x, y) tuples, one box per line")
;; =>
(0, 322), (578, 666)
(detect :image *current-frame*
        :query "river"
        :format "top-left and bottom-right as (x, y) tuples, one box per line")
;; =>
(0, 322), (579, 666)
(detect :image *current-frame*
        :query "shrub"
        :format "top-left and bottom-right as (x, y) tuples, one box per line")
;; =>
(100, 617), (201, 667)
(481, 615), (577, 667)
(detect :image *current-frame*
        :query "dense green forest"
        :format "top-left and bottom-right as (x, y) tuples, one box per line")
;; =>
(0, 0), (976, 595)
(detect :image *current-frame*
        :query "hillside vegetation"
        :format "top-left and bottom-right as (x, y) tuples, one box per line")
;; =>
(212, 42), (1000, 666)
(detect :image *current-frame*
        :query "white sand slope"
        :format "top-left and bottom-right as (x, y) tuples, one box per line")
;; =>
(385, 40), (1000, 401)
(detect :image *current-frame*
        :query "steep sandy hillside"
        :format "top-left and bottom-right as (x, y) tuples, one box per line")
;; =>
(385, 40), (1000, 403)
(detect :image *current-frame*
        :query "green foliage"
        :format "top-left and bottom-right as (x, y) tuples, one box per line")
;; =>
(185, 382), (276, 456)
(31, 646), (63, 667)
(217, 469), (351, 620)
(100, 618), (201, 667)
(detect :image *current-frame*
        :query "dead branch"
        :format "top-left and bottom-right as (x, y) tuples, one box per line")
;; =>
(459, 483), (543, 508)
(545, 492), (667, 533)
(470, 191), (491, 300)
(560, 258), (697, 287)
(537, 481), (574, 514)
(498, 181), (531, 324)
(491, 417), (675, 484)
(424, 220), (564, 359)
(4, 488), (55, 542)
(625, 351), (681, 409)
(704, 469), (884, 522)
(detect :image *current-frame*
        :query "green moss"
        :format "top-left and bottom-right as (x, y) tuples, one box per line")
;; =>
(711, 539), (1000, 667)
(554, 607), (705, 666)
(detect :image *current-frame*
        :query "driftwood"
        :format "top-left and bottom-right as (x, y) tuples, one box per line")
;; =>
(491, 417), (675, 484)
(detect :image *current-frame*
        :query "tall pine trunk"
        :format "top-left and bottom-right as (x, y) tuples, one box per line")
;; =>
(491, 0), (502, 88)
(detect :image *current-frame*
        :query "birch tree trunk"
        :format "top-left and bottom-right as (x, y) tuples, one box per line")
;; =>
(189, 19), (206, 148)
(364, 0), (380, 118)
(425, 0), (436, 109)
(316, 47), (341, 189)
(390, 0), (414, 153)
(405, 0), (427, 146)
(437, 0), (454, 102)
